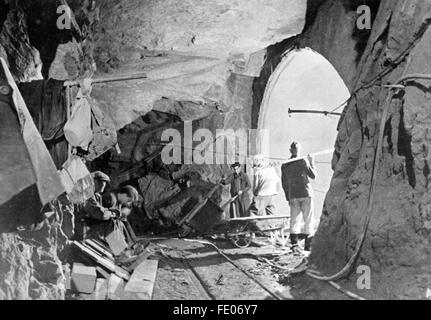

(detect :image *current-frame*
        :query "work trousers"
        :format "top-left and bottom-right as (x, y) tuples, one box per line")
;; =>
(249, 195), (277, 216)
(289, 197), (314, 235)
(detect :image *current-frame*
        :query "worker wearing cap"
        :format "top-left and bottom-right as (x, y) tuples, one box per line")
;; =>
(74, 171), (120, 240)
(281, 142), (316, 254)
(221, 162), (251, 218)
(85, 171), (118, 221)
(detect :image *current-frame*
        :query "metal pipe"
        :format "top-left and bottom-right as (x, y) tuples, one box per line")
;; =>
(288, 108), (342, 116)
(64, 72), (148, 87)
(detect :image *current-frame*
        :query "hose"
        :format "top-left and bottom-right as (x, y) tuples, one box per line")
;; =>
(306, 74), (431, 282)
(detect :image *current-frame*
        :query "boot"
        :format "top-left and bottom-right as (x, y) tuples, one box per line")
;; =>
(290, 234), (305, 256)
(299, 233), (307, 241)
(290, 233), (299, 249)
(304, 236), (313, 252)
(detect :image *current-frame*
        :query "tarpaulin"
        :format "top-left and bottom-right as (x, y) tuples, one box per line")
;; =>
(18, 79), (69, 169)
(0, 58), (65, 220)
(18, 79), (67, 141)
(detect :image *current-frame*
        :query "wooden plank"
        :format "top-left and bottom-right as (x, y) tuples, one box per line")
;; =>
(126, 250), (152, 273)
(107, 274), (125, 300)
(114, 266), (130, 281)
(183, 259), (213, 300)
(94, 279), (108, 300)
(93, 239), (115, 256)
(228, 215), (290, 222)
(85, 239), (114, 260)
(64, 265), (71, 291)
(96, 266), (111, 280)
(123, 260), (159, 300)
(73, 241), (130, 280)
(80, 241), (111, 262)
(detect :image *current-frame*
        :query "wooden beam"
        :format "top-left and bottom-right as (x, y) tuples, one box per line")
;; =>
(228, 215), (290, 222)
(94, 279), (108, 300)
(72, 241), (130, 281)
(126, 250), (152, 273)
(107, 274), (125, 300)
(96, 266), (111, 280)
(84, 239), (115, 261)
(123, 259), (159, 300)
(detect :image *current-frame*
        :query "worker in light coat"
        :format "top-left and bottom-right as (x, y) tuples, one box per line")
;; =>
(249, 155), (280, 217)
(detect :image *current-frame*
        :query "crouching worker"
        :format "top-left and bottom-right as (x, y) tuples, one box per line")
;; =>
(74, 171), (120, 241)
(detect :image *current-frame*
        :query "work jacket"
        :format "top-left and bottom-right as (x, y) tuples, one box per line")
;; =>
(83, 192), (115, 221)
(223, 172), (251, 197)
(222, 172), (251, 218)
(281, 158), (316, 201)
(253, 166), (280, 197)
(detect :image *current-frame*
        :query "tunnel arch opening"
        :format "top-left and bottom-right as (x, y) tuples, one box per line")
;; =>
(256, 47), (350, 233)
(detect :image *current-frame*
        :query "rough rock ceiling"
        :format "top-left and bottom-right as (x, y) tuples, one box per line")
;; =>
(94, 0), (306, 64)
(89, 0), (307, 129)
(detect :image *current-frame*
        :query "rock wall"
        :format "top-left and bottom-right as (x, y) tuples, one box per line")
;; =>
(0, 6), (42, 81)
(301, 0), (431, 299)
(252, 0), (431, 298)
(0, 1), (83, 300)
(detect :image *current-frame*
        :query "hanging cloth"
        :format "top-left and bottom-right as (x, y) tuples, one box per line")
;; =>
(85, 96), (117, 161)
(64, 79), (93, 150)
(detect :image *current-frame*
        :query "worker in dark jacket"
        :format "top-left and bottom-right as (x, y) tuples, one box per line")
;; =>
(281, 142), (316, 254)
(85, 171), (118, 220)
(221, 162), (251, 218)
(74, 171), (120, 240)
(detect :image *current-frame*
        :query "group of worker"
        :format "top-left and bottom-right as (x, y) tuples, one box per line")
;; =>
(77, 140), (317, 256)
(222, 141), (317, 255)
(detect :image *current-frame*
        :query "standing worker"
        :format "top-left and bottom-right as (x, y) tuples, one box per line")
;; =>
(249, 155), (280, 217)
(281, 142), (317, 254)
(221, 162), (251, 218)
(248, 155), (280, 246)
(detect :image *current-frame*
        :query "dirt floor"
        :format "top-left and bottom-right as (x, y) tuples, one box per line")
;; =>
(67, 234), (372, 301)
(148, 236), (355, 300)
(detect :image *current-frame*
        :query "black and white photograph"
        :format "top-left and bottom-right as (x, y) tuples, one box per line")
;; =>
(0, 0), (429, 305)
